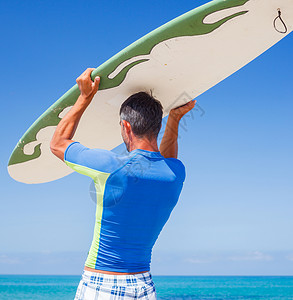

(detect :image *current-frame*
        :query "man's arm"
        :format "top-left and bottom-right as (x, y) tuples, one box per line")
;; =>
(159, 100), (196, 159)
(50, 68), (100, 160)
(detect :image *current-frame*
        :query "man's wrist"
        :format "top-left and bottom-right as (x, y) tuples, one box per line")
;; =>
(76, 94), (94, 106)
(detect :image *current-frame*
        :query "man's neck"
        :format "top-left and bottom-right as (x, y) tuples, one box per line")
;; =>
(128, 138), (159, 153)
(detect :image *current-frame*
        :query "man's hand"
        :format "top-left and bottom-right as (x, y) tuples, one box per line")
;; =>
(169, 100), (196, 121)
(76, 68), (100, 100)
(50, 68), (100, 161)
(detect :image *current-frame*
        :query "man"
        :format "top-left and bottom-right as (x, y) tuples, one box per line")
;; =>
(50, 68), (195, 299)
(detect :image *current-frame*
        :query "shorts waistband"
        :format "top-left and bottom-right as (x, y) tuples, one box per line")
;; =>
(82, 270), (153, 286)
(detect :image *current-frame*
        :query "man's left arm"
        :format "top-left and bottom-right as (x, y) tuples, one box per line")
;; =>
(159, 100), (195, 159)
(50, 68), (100, 160)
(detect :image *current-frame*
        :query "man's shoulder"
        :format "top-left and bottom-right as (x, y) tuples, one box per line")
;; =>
(64, 142), (131, 174)
(164, 156), (185, 168)
(163, 157), (186, 182)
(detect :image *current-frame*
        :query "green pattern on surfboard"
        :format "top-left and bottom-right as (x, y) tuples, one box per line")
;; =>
(8, 0), (249, 166)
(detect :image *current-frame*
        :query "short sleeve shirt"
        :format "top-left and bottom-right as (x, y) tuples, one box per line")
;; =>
(64, 142), (186, 272)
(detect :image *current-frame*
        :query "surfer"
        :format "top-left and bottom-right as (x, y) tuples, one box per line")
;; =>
(50, 68), (195, 299)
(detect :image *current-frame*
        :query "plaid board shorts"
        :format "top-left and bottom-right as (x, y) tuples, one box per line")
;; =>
(74, 270), (157, 300)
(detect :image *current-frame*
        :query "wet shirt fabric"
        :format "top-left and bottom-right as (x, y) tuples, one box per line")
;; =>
(64, 142), (185, 273)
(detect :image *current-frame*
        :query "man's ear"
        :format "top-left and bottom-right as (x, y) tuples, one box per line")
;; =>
(122, 120), (132, 134)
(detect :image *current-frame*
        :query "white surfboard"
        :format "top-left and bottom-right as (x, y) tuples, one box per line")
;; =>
(8, 0), (293, 184)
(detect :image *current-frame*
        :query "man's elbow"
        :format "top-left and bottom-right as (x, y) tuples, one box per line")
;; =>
(50, 139), (63, 160)
(50, 140), (57, 155)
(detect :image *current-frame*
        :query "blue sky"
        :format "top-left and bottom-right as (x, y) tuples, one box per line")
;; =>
(0, 0), (292, 275)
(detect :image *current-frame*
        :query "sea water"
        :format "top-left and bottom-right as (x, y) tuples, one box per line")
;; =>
(0, 275), (293, 299)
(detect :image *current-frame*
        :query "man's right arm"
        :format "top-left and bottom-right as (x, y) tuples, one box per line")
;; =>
(50, 68), (100, 161)
(159, 100), (196, 159)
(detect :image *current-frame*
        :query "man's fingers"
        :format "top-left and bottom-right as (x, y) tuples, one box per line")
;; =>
(190, 100), (196, 107)
(83, 68), (95, 79)
(174, 99), (196, 110)
(170, 99), (197, 120)
(185, 100), (196, 110)
(75, 68), (100, 99)
(77, 68), (95, 84)
(92, 76), (100, 95)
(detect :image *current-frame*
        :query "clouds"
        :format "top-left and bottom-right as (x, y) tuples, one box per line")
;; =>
(228, 251), (273, 262)
(0, 250), (292, 275)
(0, 252), (86, 275)
(184, 257), (216, 264)
(0, 254), (21, 265)
(286, 253), (293, 261)
(177, 251), (273, 265)
(162, 250), (274, 265)
(151, 250), (293, 276)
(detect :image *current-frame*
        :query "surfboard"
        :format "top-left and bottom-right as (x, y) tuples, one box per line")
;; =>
(8, 0), (293, 184)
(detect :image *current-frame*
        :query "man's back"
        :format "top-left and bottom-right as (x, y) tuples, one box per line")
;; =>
(50, 70), (195, 298)
(65, 143), (185, 272)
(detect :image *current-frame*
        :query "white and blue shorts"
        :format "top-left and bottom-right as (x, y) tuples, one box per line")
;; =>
(74, 270), (157, 300)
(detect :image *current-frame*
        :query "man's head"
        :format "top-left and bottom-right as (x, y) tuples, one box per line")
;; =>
(119, 92), (163, 151)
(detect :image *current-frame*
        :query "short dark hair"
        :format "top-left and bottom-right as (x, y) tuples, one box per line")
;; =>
(119, 91), (163, 140)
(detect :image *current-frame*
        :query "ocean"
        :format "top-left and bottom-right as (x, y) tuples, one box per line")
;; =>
(0, 275), (293, 299)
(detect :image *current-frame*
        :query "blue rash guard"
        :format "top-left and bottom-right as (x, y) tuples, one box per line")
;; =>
(64, 142), (185, 273)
